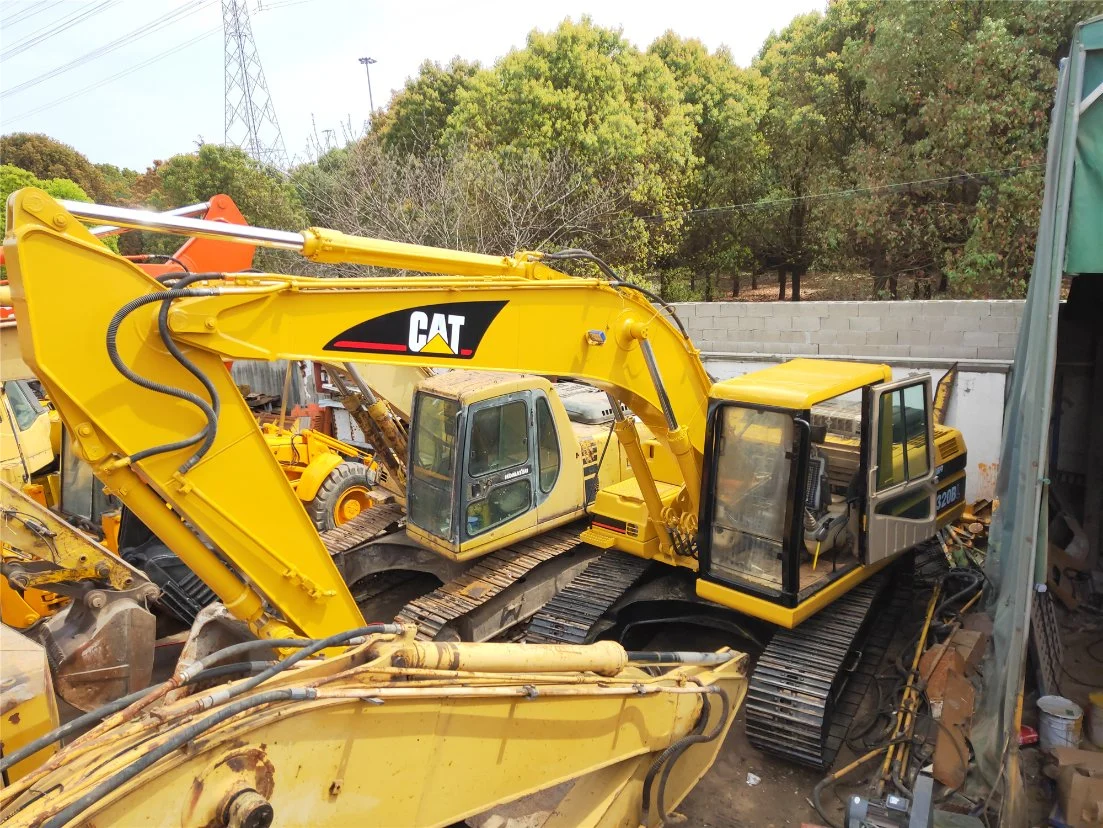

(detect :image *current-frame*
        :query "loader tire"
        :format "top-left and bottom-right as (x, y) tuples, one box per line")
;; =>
(306, 462), (375, 532)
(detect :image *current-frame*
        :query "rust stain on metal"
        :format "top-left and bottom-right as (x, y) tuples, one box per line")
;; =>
(189, 778), (205, 813)
(8, 712), (20, 725)
(182, 747), (275, 827)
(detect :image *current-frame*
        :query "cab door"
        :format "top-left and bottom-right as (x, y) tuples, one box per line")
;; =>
(864, 376), (936, 564)
(0, 381), (53, 479)
(460, 391), (538, 546)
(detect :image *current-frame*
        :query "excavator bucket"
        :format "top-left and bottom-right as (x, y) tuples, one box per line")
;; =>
(37, 595), (156, 712)
(1, 481), (159, 711)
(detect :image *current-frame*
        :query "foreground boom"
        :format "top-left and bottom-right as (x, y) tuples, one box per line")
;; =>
(0, 633), (747, 827)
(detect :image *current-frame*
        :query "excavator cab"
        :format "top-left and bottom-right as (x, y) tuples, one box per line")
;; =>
(406, 371), (597, 562)
(697, 359), (967, 628)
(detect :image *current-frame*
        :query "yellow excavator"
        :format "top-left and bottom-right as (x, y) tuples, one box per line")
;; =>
(4, 191), (967, 773)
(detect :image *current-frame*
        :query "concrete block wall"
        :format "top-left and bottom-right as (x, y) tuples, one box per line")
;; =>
(671, 300), (1025, 361)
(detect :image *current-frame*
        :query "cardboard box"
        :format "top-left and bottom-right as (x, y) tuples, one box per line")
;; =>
(1052, 748), (1103, 827)
(948, 628), (988, 675)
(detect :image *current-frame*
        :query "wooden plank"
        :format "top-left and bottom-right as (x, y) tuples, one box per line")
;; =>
(933, 672), (974, 789)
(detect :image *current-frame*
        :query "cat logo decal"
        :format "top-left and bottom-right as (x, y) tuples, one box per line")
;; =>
(324, 300), (507, 359)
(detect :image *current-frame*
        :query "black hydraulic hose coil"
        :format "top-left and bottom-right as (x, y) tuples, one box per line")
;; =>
(639, 686), (731, 825)
(105, 280), (221, 472)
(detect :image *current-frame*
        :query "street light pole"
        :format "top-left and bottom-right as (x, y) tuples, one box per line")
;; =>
(358, 56), (377, 119)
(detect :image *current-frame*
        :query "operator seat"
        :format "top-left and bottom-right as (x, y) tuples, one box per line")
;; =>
(802, 427), (854, 561)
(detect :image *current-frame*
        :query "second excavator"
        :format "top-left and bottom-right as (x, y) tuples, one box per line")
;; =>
(4, 190), (968, 768)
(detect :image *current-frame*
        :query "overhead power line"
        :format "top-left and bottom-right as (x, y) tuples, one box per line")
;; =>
(638, 163), (1045, 223)
(0, 0), (66, 30)
(2, 0), (217, 100)
(0, 0), (122, 62)
(4, 26), (221, 124)
(223, 0), (289, 168)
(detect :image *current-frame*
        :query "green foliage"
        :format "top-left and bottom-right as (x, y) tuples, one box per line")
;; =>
(829, 0), (1102, 298)
(95, 163), (140, 204)
(440, 18), (699, 267)
(10, 3), (1099, 298)
(0, 133), (110, 201)
(0, 164), (117, 252)
(377, 58), (481, 154)
(649, 32), (767, 298)
(150, 144), (305, 230)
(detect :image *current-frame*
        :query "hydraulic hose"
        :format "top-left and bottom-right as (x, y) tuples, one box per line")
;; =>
(540, 249), (691, 339)
(105, 282), (222, 471)
(655, 687), (730, 820)
(0, 660), (272, 773)
(178, 623), (402, 713)
(155, 272), (223, 424)
(639, 685), (731, 825)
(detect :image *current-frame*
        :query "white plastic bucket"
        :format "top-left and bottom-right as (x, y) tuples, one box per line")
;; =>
(1089, 691), (1103, 748)
(1038, 695), (1083, 750)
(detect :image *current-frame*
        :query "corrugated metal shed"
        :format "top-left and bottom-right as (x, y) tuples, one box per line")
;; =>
(230, 360), (317, 407)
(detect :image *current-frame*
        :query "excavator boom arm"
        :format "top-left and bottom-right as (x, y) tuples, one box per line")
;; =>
(4, 190), (713, 641)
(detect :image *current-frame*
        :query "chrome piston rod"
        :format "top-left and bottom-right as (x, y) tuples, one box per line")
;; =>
(89, 201), (211, 238)
(60, 200), (304, 251)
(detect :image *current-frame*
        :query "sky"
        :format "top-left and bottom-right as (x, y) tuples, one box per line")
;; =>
(0, 0), (825, 171)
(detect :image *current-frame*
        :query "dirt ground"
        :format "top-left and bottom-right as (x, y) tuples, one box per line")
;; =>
(678, 706), (825, 827)
(675, 595), (1103, 828)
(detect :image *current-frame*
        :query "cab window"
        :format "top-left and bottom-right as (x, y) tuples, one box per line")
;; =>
(3, 381), (43, 432)
(876, 384), (930, 490)
(535, 397), (559, 493)
(408, 394), (460, 541)
(466, 479), (532, 536)
(469, 400), (528, 477)
(708, 406), (793, 591)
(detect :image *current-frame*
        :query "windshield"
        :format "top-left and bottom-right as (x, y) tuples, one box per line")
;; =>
(709, 406), (793, 591)
(408, 394), (460, 541)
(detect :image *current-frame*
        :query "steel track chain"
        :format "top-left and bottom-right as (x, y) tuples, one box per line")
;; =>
(522, 552), (652, 644)
(319, 502), (405, 556)
(745, 572), (896, 768)
(395, 527), (583, 640)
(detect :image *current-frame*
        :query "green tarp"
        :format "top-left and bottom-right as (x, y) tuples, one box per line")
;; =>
(1066, 17), (1103, 274)
(977, 15), (1102, 827)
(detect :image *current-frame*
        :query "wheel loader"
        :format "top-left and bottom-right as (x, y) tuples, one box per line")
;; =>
(2, 191), (968, 778)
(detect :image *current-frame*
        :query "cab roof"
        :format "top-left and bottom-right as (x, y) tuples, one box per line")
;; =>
(711, 358), (892, 409)
(418, 370), (550, 404)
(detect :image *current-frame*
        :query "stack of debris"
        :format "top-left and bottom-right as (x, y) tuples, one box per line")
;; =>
(808, 548), (992, 827)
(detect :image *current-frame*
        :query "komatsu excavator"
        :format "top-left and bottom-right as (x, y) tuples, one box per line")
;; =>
(3, 190), (968, 772)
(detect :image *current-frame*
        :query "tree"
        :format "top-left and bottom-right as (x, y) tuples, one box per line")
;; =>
(0, 164), (118, 253)
(748, 2), (874, 301)
(840, 0), (1101, 298)
(649, 33), (768, 299)
(376, 58), (481, 154)
(441, 18), (698, 270)
(150, 144), (305, 230)
(0, 133), (110, 201)
(295, 135), (629, 276)
(95, 163), (140, 204)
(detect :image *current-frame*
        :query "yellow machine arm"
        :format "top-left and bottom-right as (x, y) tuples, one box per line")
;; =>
(4, 190), (712, 641)
(0, 631), (747, 827)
